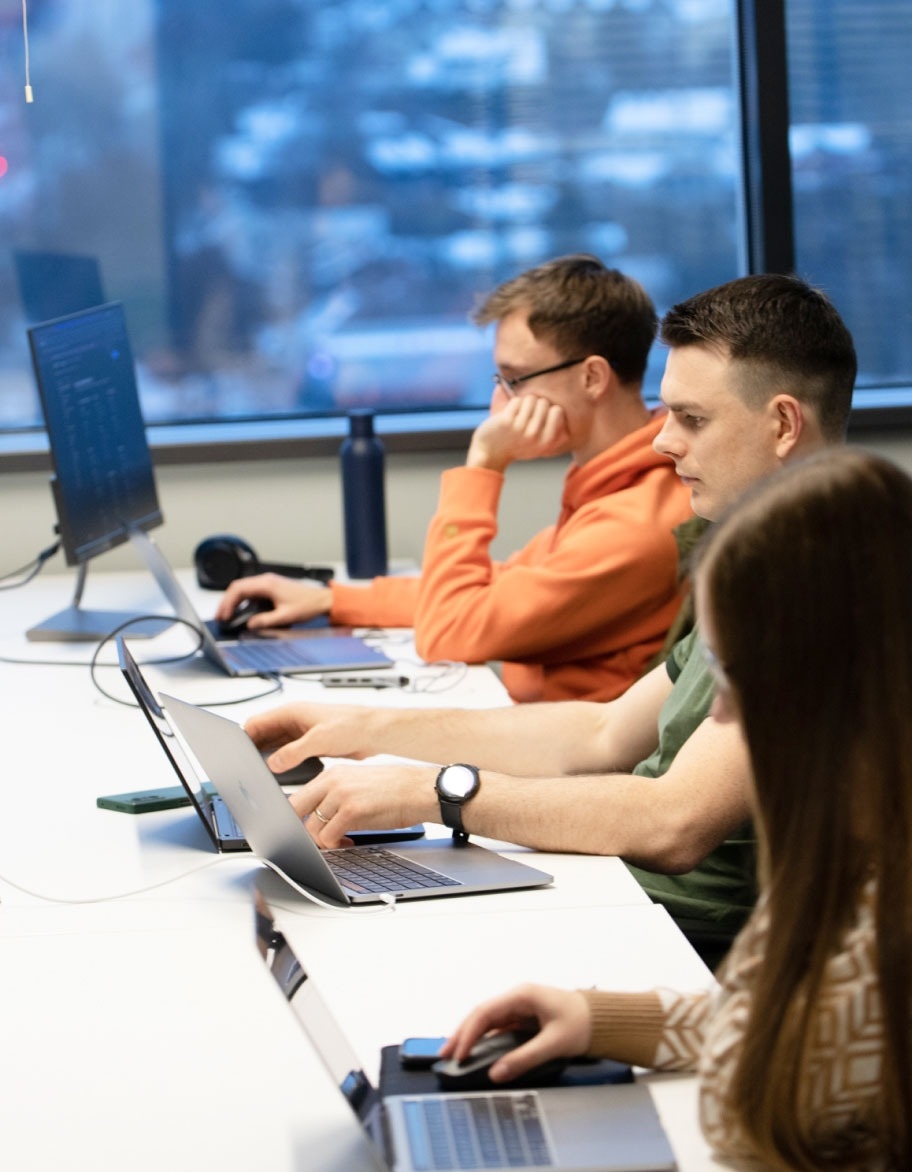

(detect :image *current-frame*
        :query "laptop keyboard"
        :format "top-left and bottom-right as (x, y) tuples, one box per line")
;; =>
(220, 633), (390, 674)
(221, 639), (323, 673)
(326, 846), (461, 894)
(401, 1093), (554, 1169)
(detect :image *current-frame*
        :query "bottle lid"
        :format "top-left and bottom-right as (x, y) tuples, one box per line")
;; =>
(347, 409), (375, 438)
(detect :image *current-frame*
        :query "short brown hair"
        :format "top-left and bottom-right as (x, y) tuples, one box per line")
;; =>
(661, 273), (856, 441)
(472, 254), (657, 385)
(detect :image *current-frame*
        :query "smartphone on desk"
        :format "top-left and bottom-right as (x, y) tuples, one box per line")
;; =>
(399, 1036), (449, 1069)
(347, 825), (425, 845)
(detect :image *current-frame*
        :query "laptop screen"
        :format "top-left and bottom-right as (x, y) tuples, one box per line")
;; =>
(28, 303), (163, 567)
(254, 889), (381, 1126)
(116, 636), (218, 835)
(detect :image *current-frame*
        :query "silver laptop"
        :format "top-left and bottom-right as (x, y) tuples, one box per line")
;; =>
(162, 693), (554, 906)
(254, 889), (677, 1171)
(116, 635), (425, 851)
(129, 528), (393, 677)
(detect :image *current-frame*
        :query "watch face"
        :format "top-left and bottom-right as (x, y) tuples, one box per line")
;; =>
(440, 764), (477, 799)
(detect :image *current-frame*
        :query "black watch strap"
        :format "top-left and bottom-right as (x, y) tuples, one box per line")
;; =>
(438, 795), (468, 837)
(435, 764), (480, 840)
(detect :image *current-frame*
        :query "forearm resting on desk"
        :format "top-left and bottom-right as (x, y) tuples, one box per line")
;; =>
(286, 744), (748, 865)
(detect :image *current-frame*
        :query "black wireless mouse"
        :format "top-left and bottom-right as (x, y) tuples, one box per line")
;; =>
(432, 1030), (569, 1091)
(266, 753), (323, 786)
(218, 596), (275, 634)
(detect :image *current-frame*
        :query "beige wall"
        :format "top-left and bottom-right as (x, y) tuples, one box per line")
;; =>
(4, 428), (912, 578)
(0, 446), (559, 576)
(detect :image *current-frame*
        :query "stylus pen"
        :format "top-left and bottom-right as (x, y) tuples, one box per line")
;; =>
(320, 674), (410, 689)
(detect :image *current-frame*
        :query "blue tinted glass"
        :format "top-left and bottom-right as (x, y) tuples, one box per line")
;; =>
(788, 0), (912, 392)
(1, 0), (737, 429)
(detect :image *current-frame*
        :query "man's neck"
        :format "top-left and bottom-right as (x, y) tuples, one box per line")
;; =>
(574, 391), (652, 465)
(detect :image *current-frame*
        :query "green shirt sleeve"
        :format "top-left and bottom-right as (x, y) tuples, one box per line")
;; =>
(628, 625), (757, 939)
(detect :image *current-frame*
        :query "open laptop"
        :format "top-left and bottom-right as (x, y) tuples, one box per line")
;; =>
(116, 635), (422, 850)
(254, 889), (678, 1171)
(162, 692), (553, 906)
(129, 528), (393, 677)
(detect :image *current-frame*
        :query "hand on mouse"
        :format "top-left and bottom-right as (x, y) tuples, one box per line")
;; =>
(219, 596), (275, 632)
(440, 983), (592, 1084)
(215, 573), (333, 630)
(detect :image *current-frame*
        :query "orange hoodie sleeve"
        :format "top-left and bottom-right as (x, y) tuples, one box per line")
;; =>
(329, 574), (421, 628)
(412, 460), (684, 668)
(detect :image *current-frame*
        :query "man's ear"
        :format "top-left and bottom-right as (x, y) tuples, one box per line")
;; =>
(771, 394), (805, 457)
(583, 355), (615, 402)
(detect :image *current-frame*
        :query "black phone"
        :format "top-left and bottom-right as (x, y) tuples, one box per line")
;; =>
(347, 824), (425, 846)
(398, 1036), (449, 1070)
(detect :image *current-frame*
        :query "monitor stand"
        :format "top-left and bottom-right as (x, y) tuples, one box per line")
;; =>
(26, 561), (176, 643)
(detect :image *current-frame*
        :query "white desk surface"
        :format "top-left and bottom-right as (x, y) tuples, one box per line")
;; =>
(0, 566), (719, 1170)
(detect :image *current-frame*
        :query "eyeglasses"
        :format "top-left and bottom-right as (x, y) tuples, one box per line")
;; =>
(700, 640), (734, 695)
(492, 356), (587, 398)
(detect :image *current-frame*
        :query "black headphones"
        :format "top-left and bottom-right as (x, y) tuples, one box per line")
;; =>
(193, 534), (334, 590)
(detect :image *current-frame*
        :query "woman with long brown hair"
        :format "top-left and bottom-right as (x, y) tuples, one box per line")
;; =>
(442, 447), (912, 1169)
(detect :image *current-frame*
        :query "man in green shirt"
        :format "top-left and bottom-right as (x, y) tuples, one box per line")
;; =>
(626, 626), (756, 964)
(242, 273), (858, 966)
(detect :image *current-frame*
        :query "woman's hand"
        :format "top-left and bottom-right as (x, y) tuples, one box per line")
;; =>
(439, 984), (591, 1083)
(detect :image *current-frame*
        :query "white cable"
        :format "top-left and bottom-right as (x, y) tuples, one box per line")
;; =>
(0, 854), (398, 914)
(22, 0), (33, 103)
(0, 855), (239, 905)
(258, 857), (397, 916)
(410, 659), (469, 693)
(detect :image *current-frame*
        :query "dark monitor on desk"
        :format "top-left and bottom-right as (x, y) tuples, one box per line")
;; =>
(26, 302), (169, 641)
(14, 250), (107, 324)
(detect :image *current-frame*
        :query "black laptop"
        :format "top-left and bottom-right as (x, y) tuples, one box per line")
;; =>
(116, 636), (423, 850)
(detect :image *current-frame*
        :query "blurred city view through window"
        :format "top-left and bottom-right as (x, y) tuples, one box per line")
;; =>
(787, 0), (912, 396)
(0, 0), (909, 433)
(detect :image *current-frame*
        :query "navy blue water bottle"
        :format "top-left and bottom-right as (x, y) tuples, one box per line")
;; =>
(340, 410), (388, 579)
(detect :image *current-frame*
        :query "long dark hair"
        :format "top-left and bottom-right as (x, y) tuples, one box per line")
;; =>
(697, 447), (912, 1169)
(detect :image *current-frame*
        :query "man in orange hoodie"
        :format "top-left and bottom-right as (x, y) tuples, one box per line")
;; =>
(217, 255), (693, 702)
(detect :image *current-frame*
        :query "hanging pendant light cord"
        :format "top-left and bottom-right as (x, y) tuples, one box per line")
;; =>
(23, 0), (34, 102)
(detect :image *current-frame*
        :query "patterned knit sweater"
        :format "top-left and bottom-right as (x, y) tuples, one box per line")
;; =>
(582, 881), (890, 1167)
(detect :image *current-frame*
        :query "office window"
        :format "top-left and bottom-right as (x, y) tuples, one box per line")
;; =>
(0, 0), (738, 433)
(787, 0), (912, 396)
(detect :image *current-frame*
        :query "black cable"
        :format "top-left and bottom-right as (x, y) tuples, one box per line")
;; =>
(88, 613), (201, 703)
(0, 540), (60, 589)
(86, 613), (284, 708)
(0, 612), (282, 704)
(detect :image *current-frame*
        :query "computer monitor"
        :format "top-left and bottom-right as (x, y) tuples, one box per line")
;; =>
(13, 249), (106, 324)
(26, 302), (171, 641)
